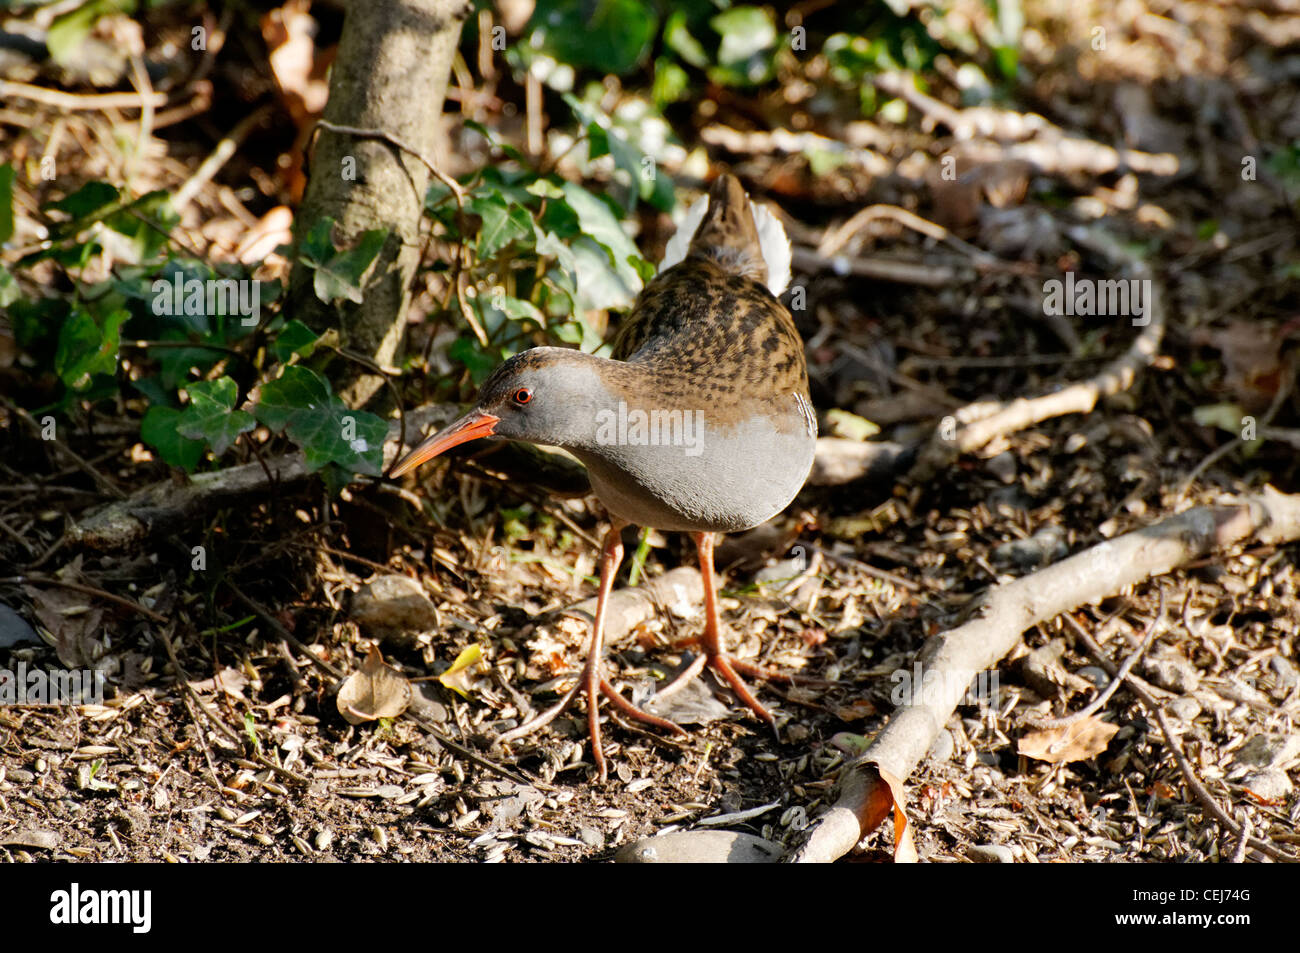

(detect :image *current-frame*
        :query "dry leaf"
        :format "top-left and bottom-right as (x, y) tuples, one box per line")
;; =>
(1018, 716), (1119, 764)
(438, 644), (484, 698)
(337, 645), (410, 725)
(25, 584), (104, 668)
(187, 666), (249, 700)
(853, 761), (918, 864)
(834, 699), (878, 722)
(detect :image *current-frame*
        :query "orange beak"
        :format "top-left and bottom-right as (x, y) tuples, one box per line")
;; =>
(389, 410), (501, 477)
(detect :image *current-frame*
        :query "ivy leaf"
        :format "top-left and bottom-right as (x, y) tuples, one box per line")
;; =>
(526, 0), (657, 74)
(467, 190), (533, 259)
(45, 181), (120, 227)
(253, 365), (387, 474)
(297, 220), (388, 305)
(560, 181), (644, 309)
(54, 307), (126, 390)
(270, 319), (321, 362)
(141, 406), (205, 472)
(448, 335), (500, 384)
(177, 377), (255, 456)
(709, 6), (777, 86)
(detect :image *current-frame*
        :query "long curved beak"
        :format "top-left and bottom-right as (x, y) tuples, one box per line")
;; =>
(389, 410), (500, 477)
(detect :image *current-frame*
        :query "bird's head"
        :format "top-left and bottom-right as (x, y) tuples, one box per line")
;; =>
(390, 347), (616, 476)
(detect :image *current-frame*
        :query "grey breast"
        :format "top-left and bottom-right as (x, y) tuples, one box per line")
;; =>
(574, 395), (816, 533)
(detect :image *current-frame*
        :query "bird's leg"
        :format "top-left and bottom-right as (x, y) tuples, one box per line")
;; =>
(694, 531), (778, 735)
(496, 520), (683, 782)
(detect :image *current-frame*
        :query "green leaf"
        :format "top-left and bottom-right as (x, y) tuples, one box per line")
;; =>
(448, 335), (500, 384)
(104, 189), (177, 262)
(527, 0), (658, 74)
(560, 182), (645, 310)
(664, 10), (709, 68)
(177, 377), (255, 456)
(46, 181), (120, 222)
(525, 179), (566, 200)
(54, 307), (126, 390)
(270, 319), (321, 362)
(298, 221), (388, 305)
(47, 0), (136, 66)
(253, 365), (387, 474)
(0, 163), (14, 245)
(316, 231), (388, 305)
(652, 58), (690, 108)
(141, 406), (205, 471)
(709, 6), (777, 85)
(467, 191), (533, 259)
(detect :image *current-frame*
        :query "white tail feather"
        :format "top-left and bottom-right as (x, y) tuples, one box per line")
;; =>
(659, 190), (791, 297)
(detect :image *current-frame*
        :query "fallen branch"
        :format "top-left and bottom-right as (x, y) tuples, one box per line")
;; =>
(66, 405), (457, 552)
(789, 486), (1300, 863)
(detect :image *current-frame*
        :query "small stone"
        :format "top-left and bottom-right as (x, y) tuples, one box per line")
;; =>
(1269, 655), (1299, 691)
(1077, 666), (1110, 689)
(986, 451), (1017, 484)
(351, 575), (438, 646)
(967, 844), (1014, 863)
(927, 730), (954, 763)
(0, 604), (40, 648)
(1241, 769), (1292, 802)
(615, 831), (782, 864)
(577, 826), (603, 848)
(1142, 647), (1200, 693)
(1233, 734), (1300, 770)
(1166, 696), (1201, 722)
(993, 526), (1068, 569)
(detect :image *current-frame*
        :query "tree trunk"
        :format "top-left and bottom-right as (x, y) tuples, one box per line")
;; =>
(288, 0), (472, 407)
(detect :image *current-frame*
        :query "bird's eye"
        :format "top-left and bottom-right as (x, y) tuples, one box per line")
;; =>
(513, 387), (533, 406)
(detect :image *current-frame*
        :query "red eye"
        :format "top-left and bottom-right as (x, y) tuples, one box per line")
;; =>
(513, 387), (533, 405)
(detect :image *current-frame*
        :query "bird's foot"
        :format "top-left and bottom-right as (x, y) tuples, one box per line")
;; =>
(654, 648), (781, 741)
(496, 661), (685, 783)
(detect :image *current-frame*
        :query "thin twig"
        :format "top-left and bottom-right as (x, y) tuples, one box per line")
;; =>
(0, 79), (168, 111)
(1063, 613), (1296, 863)
(1032, 586), (1167, 728)
(4, 574), (168, 623)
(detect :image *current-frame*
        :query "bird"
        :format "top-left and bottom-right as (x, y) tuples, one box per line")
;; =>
(390, 173), (816, 780)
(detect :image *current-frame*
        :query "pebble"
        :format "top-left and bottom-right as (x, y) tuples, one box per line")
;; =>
(967, 844), (1014, 864)
(350, 574), (439, 646)
(985, 451), (1017, 484)
(1166, 696), (1201, 722)
(927, 730), (954, 763)
(1233, 734), (1300, 770)
(1142, 648), (1200, 693)
(577, 826), (603, 848)
(1077, 666), (1110, 689)
(615, 831), (782, 864)
(1241, 769), (1292, 802)
(993, 526), (1068, 569)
